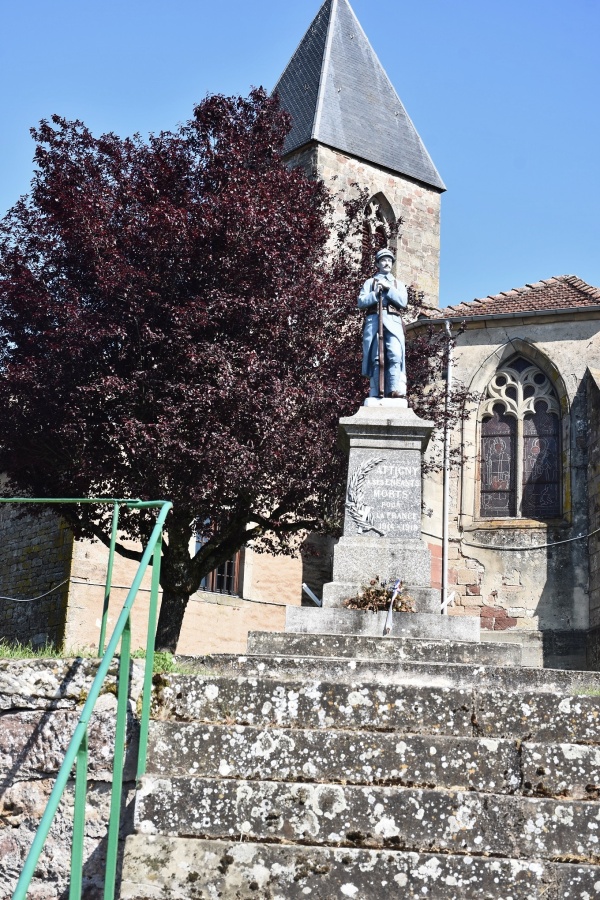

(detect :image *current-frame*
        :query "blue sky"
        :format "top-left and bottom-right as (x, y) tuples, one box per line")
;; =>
(1, 0), (598, 307)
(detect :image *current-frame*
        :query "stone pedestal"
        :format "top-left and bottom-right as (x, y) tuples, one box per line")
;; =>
(322, 404), (434, 608)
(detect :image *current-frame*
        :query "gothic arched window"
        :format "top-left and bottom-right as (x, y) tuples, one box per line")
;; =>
(362, 193), (396, 265)
(479, 357), (561, 519)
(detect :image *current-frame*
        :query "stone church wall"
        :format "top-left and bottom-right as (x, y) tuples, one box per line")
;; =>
(286, 142), (442, 307)
(586, 369), (600, 668)
(422, 314), (600, 668)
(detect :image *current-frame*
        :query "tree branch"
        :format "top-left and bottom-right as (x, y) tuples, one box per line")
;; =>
(88, 521), (144, 563)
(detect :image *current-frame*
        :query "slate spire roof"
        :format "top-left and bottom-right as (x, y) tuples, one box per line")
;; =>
(430, 276), (600, 319)
(273, 0), (445, 192)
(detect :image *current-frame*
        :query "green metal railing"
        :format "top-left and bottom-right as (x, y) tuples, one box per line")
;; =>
(6, 497), (172, 900)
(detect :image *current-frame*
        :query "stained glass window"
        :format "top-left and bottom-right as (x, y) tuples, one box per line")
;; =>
(481, 405), (517, 516)
(479, 359), (560, 519)
(522, 402), (561, 518)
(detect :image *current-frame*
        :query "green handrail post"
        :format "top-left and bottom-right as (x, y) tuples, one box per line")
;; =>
(9, 496), (173, 900)
(103, 614), (132, 900)
(99, 502), (120, 656)
(69, 730), (89, 900)
(137, 534), (162, 779)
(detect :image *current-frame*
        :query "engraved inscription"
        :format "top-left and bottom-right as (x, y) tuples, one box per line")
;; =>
(345, 456), (422, 539)
(369, 464), (420, 535)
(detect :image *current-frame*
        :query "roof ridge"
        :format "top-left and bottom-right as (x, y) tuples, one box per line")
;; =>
(457, 274), (596, 309)
(433, 274), (600, 320)
(312, 0), (336, 141)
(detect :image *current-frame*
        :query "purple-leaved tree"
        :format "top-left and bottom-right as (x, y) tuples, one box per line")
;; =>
(0, 90), (372, 649)
(0, 89), (467, 650)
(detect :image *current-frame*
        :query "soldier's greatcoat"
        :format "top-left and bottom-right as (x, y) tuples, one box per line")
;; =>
(358, 273), (408, 394)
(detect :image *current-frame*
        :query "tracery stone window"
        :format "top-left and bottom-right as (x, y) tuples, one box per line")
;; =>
(479, 357), (561, 519)
(362, 193), (396, 264)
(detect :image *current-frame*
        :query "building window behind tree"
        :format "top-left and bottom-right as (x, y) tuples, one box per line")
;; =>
(196, 532), (242, 596)
(479, 356), (561, 518)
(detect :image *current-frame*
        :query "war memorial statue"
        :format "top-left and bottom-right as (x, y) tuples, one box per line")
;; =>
(358, 247), (408, 399)
(288, 243), (478, 646)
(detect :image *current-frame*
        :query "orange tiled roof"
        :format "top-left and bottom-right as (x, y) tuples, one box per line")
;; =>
(436, 275), (600, 319)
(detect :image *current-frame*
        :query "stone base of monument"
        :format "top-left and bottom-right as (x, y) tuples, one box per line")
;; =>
(301, 403), (481, 642)
(286, 606), (480, 641)
(322, 535), (432, 607)
(363, 396), (408, 408)
(323, 582), (440, 613)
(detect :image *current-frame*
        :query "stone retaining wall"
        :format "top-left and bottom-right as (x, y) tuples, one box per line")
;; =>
(0, 658), (142, 900)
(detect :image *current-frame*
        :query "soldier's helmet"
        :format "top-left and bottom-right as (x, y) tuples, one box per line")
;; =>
(375, 248), (395, 263)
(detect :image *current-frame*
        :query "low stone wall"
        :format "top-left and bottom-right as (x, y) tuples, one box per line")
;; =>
(0, 508), (73, 650)
(0, 659), (142, 900)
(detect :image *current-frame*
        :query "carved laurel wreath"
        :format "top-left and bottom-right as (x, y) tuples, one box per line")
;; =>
(346, 456), (385, 536)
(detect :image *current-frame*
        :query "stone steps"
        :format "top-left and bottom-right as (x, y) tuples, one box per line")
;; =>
(120, 836), (600, 900)
(134, 776), (600, 863)
(247, 630), (523, 665)
(152, 674), (600, 742)
(122, 631), (600, 898)
(179, 652), (600, 693)
(286, 606), (481, 641)
(146, 722), (600, 798)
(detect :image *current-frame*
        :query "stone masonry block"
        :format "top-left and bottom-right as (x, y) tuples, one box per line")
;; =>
(457, 569), (473, 584)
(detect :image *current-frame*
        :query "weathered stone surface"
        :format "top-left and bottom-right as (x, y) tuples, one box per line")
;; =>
(322, 583), (442, 613)
(247, 631), (523, 666)
(128, 631), (600, 897)
(474, 690), (600, 741)
(153, 674), (600, 742)
(0, 658), (144, 710)
(180, 653), (600, 694)
(481, 630), (544, 668)
(147, 723), (520, 793)
(286, 606), (481, 641)
(120, 836), (600, 899)
(0, 660), (143, 899)
(329, 537), (433, 588)
(0, 695), (139, 781)
(135, 777), (600, 862)
(323, 406), (435, 601)
(152, 675), (474, 735)
(522, 743), (600, 799)
(1, 778), (136, 900)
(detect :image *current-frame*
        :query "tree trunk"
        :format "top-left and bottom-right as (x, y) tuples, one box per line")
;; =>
(155, 589), (190, 652)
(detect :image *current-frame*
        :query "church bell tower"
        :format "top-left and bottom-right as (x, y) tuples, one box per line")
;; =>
(273, 0), (445, 308)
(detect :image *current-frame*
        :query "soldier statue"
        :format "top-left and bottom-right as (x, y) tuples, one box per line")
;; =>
(358, 248), (408, 398)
